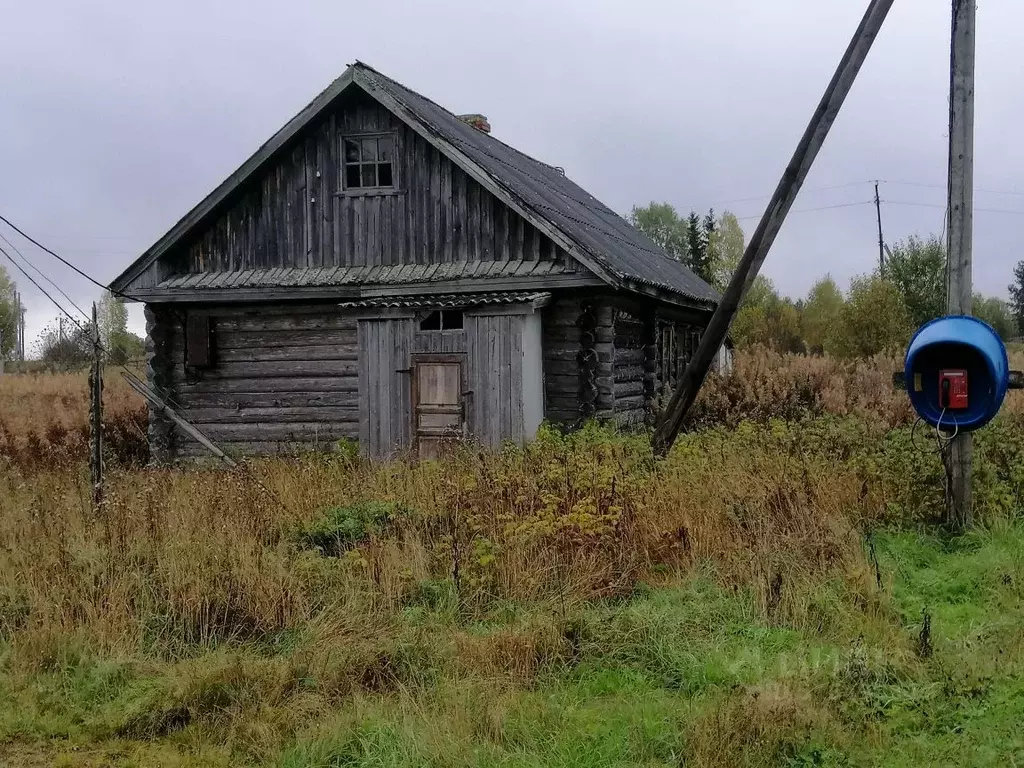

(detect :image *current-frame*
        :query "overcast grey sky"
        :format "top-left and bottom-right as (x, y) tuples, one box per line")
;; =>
(2, 0), (1022, 344)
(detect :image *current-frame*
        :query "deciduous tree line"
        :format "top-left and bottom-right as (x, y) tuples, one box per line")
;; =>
(629, 202), (1021, 358)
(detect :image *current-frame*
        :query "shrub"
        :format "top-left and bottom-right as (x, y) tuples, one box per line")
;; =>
(294, 501), (410, 556)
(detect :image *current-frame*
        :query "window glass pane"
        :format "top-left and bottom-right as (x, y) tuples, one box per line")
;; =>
(344, 139), (360, 163)
(441, 310), (464, 330)
(361, 138), (378, 161)
(377, 163), (393, 187)
(345, 164), (361, 188)
(377, 136), (393, 161)
(361, 163), (377, 188)
(419, 311), (441, 331)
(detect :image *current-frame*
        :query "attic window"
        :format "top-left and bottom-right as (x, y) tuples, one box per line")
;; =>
(419, 310), (464, 331)
(343, 134), (394, 190)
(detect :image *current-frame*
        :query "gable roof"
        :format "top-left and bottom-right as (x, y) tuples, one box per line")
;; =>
(111, 62), (719, 308)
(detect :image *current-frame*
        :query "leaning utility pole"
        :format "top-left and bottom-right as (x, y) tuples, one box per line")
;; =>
(874, 181), (885, 271)
(652, 0), (896, 452)
(945, 0), (976, 530)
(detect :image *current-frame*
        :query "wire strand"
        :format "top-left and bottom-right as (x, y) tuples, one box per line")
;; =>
(0, 230), (90, 321)
(0, 213), (137, 301)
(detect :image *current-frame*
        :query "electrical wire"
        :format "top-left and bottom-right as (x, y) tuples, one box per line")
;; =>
(0, 212), (138, 302)
(735, 200), (876, 221)
(0, 230), (90, 321)
(0, 239), (289, 509)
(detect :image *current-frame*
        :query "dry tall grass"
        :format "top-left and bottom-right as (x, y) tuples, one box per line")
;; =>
(3, 352), (1024, 763)
(0, 369), (147, 469)
(0, 421), (890, 673)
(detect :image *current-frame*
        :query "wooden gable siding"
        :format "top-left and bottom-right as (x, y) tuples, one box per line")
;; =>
(173, 92), (572, 276)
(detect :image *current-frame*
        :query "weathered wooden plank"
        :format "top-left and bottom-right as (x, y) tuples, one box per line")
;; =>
(498, 315), (511, 442)
(489, 316), (502, 446)
(614, 381), (644, 398)
(171, 360), (357, 381)
(615, 364), (645, 383)
(397, 319), (411, 450)
(213, 314), (356, 332)
(217, 345), (357, 363)
(439, 156), (452, 262)
(177, 440), (352, 458)
(427, 143), (439, 262)
(175, 376), (358, 394)
(614, 395), (646, 413)
(480, 188), (495, 260)
(510, 315), (523, 442)
(547, 349), (612, 364)
(351, 193), (365, 266)
(358, 320), (371, 453)
(186, 406), (359, 424)
(178, 391), (359, 409)
(614, 348), (645, 366)
(452, 165), (466, 260)
(304, 134), (317, 268)
(547, 372), (613, 397)
(467, 180), (481, 260)
(546, 325), (610, 343)
(322, 114), (336, 267)
(216, 329), (356, 350)
(377, 320), (391, 455)
(180, 421), (356, 442)
(466, 316), (481, 440)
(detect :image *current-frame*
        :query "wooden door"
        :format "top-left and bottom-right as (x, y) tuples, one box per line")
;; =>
(412, 355), (465, 459)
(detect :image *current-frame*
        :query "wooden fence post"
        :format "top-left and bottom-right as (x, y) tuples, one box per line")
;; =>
(89, 303), (104, 507)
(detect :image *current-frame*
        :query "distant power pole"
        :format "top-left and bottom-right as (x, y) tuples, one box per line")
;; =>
(874, 181), (885, 271)
(945, 0), (976, 530)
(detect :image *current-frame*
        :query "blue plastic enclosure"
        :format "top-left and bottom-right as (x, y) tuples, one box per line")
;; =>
(904, 315), (1009, 432)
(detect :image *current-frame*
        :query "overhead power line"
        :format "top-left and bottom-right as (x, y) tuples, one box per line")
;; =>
(735, 200), (875, 221)
(0, 231), (90, 320)
(885, 200), (1024, 215)
(0, 212), (124, 298)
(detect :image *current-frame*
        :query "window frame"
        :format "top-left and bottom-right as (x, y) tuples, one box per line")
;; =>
(418, 309), (465, 332)
(341, 132), (398, 195)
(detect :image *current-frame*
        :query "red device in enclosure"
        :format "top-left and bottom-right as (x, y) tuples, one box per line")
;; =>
(939, 369), (969, 410)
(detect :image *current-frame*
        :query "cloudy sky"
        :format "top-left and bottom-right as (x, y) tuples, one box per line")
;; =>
(2, 0), (1021, 346)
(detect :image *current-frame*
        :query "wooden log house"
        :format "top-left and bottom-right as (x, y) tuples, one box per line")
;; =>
(110, 62), (724, 460)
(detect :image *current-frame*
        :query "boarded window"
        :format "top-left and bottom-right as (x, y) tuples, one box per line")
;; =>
(343, 134), (395, 191)
(186, 315), (212, 368)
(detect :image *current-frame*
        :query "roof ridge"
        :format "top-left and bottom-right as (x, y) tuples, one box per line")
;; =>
(352, 60), (568, 175)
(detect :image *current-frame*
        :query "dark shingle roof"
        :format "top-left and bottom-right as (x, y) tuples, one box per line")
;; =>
(157, 260), (572, 290)
(111, 61), (720, 308)
(354, 63), (719, 306)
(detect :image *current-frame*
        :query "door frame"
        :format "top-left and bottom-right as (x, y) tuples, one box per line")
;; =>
(410, 353), (469, 455)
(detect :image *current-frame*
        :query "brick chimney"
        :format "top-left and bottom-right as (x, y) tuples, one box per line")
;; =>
(458, 113), (491, 134)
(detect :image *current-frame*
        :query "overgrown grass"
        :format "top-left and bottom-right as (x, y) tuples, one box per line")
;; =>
(2, 355), (1024, 764)
(1, 412), (1024, 765)
(0, 368), (147, 470)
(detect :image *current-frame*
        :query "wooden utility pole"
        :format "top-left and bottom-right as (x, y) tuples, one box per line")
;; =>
(652, 0), (896, 452)
(874, 181), (885, 271)
(89, 303), (104, 507)
(945, 0), (976, 530)
(0, 329), (4, 375)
